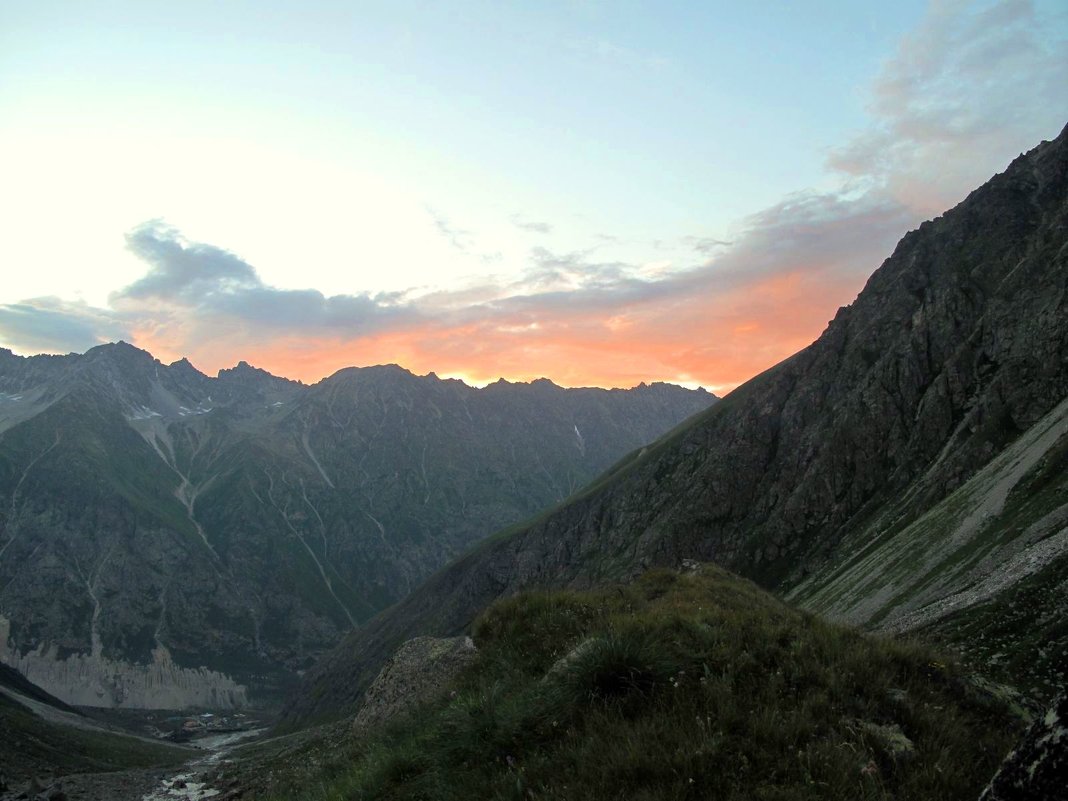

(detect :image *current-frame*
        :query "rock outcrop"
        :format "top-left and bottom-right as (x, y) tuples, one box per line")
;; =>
(351, 636), (477, 734)
(1, 633), (246, 709)
(980, 694), (1068, 801)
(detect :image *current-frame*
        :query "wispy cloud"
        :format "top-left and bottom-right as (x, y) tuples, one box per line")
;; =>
(425, 206), (474, 252)
(682, 236), (733, 255)
(829, 0), (1068, 213)
(426, 206), (503, 264)
(510, 214), (553, 235)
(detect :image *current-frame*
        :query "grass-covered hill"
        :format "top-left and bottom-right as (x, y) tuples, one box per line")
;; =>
(227, 566), (1024, 801)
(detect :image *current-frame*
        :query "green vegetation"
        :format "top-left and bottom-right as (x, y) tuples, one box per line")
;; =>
(0, 695), (190, 781)
(261, 566), (1021, 800)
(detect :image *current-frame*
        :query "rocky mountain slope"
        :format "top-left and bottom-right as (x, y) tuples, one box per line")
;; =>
(0, 345), (713, 708)
(279, 123), (1068, 730)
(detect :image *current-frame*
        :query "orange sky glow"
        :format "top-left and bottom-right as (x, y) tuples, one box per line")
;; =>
(133, 267), (862, 395)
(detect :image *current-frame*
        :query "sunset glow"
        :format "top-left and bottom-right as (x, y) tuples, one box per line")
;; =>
(1, 1), (1065, 391)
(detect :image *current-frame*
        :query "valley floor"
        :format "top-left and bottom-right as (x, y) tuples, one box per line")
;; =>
(0, 699), (270, 801)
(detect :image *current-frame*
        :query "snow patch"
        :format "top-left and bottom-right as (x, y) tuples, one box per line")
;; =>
(128, 405), (163, 421)
(177, 404), (213, 417)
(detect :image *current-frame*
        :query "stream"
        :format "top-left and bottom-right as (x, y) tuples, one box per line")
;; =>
(141, 729), (267, 801)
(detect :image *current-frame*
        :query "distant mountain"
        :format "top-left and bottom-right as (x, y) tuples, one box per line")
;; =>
(278, 124), (1068, 730)
(0, 345), (714, 708)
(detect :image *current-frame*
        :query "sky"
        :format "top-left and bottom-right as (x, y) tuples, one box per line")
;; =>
(0, 1), (1065, 392)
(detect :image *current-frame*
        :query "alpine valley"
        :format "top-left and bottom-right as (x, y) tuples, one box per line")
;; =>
(1, 124), (1066, 801)
(258, 124), (1067, 800)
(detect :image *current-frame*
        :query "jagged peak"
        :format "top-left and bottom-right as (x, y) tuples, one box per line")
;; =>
(217, 359), (302, 387)
(167, 356), (208, 379)
(87, 339), (146, 354)
(82, 340), (158, 370)
(218, 359), (261, 377)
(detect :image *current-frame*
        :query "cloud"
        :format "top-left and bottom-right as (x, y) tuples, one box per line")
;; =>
(121, 220), (259, 301)
(0, 297), (131, 355)
(828, 0), (1068, 213)
(425, 206), (503, 264)
(682, 236), (732, 255)
(509, 214), (553, 234)
(0, 191), (904, 388)
(425, 206), (473, 252)
(515, 246), (633, 293)
(486, 191), (909, 322)
(107, 221), (420, 356)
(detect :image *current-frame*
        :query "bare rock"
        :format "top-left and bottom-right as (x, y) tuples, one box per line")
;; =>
(980, 693), (1068, 801)
(853, 720), (915, 764)
(351, 636), (477, 735)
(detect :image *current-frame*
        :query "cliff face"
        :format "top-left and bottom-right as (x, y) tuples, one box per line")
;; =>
(0, 347), (713, 708)
(0, 615), (246, 709)
(279, 124), (1068, 729)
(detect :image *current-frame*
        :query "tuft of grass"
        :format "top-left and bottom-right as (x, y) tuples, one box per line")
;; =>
(264, 565), (1024, 801)
(548, 629), (677, 709)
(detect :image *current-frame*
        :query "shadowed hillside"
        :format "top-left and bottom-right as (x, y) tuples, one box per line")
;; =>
(280, 123), (1068, 730)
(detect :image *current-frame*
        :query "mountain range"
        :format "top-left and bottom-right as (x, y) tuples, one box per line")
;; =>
(0, 345), (713, 707)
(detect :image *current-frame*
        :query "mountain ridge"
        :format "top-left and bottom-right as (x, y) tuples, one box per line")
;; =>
(278, 122), (1068, 729)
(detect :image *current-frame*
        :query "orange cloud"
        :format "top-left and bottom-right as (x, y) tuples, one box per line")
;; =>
(0, 188), (909, 392)
(141, 266), (863, 395)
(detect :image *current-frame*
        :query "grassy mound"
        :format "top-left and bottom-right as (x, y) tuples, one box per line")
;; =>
(269, 566), (1021, 800)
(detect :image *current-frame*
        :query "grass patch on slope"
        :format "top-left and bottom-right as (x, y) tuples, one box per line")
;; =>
(268, 566), (1021, 801)
(0, 695), (190, 781)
